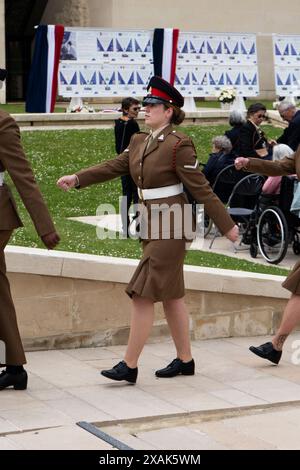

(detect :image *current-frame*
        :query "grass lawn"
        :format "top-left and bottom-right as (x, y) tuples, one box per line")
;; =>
(0, 103), (66, 114)
(7, 124), (289, 276)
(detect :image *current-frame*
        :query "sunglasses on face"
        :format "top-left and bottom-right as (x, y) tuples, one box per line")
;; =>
(257, 113), (266, 119)
(132, 107), (141, 111)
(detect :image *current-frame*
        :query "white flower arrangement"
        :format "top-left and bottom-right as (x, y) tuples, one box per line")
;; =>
(216, 88), (236, 104)
(67, 104), (95, 113)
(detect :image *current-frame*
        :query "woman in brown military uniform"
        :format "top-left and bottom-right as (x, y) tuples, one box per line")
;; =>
(0, 68), (60, 391)
(236, 154), (300, 365)
(58, 77), (238, 383)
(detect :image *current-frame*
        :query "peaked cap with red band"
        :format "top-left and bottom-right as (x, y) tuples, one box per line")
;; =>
(142, 76), (184, 108)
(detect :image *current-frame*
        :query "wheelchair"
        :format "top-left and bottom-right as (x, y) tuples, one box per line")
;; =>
(253, 176), (300, 264)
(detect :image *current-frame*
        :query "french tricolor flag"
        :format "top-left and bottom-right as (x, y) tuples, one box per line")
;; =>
(152, 28), (179, 85)
(26, 24), (64, 113)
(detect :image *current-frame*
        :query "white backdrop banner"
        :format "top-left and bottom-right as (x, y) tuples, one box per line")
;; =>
(273, 34), (300, 96)
(58, 28), (259, 98)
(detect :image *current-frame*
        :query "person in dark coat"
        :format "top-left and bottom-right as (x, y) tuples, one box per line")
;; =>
(277, 101), (300, 151)
(203, 135), (234, 187)
(239, 103), (274, 160)
(114, 97), (140, 236)
(57, 77), (239, 384)
(224, 110), (245, 156)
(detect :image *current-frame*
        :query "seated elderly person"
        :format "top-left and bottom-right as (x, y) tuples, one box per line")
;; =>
(276, 101), (300, 151)
(262, 144), (295, 195)
(224, 110), (246, 156)
(203, 135), (234, 186)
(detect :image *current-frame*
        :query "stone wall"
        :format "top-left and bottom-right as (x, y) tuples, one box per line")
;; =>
(6, 246), (290, 351)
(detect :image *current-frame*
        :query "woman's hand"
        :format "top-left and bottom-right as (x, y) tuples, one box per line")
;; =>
(57, 174), (78, 191)
(225, 224), (239, 242)
(235, 157), (249, 170)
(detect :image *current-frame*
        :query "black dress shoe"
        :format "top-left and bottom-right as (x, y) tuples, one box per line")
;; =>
(155, 358), (195, 378)
(249, 342), (282, 365)
(0, 370), (28, 390)
(101, 361), (138, 383)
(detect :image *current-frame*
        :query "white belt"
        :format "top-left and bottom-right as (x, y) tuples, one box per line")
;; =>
(0, 172), (4, 186)
(138, 183), (183, 200)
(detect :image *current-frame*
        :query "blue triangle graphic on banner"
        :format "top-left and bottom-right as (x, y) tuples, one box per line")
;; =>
(252, 74), (257, 85)
(97, 38), (104, 52)
(233, 43), (239, 54)
(276, 74), (283, 86)
(135, 40), (142, 52)
(70, 73), (77, 85)
(284, 44), (289, 55)
(184, 74), (190, 85)
(128, 72), (135, 84)
(286, 74), (291, 85)
(293, 74), (298, 84)
(235, 73), (241, 85)
(249, 43), (255, 54)
(216, 42), (222, 54)
(201, 74), (207, 85)
(116, 39), (123, 52)
(182, 41), (189, 53)
(109, 72), (116, 84)
(192, 72), (198, 84)
(275, 44), (281, 56)
(118, 72), (125, 85)
(243, 74), (249, 85)
(223, 42), (230, 54)
(207, 42), (214, 54)
(226, 73), (233, 85)
(98, 72), (105, 84)
(90, 72), (96, 85)
(126, 39), (133, 52)
(80, 73), (87, 85)
(209, 73), (215, 85)
(219, 73), (224, 85)
(144, 40), (151, 52)
(107, 39), (114, 52)
(291, 44), (298, 56)
(190, 41), (196, 53)
(241, 43), (247, 54)
(136, 72), (144, 85)
(199, 41), (205, 53)
(60, 72), (67, 85)
(175, 74), (181, 85)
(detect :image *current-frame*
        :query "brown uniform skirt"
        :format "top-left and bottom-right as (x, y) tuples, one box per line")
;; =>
(126, 239), (187, 302)
(282, 259), (300, 294)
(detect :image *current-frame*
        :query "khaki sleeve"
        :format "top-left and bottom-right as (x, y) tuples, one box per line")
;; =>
(76, 150), (129, 189)
(245, 155), (296, 176)
(0, 114), (56, 237)
(175, 138), (235, 235)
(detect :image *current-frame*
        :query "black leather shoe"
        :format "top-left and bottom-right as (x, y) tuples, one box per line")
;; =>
(101, 361), (138, 383)
(249, 342), (282, 365)
(0, 370), (28, 390)
(155, 358), (195, 378)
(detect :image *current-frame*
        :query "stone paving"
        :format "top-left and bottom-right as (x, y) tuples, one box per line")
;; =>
(0, 333), (300, 449)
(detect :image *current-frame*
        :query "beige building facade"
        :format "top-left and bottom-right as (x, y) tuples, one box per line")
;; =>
(1, 0), (300, 102)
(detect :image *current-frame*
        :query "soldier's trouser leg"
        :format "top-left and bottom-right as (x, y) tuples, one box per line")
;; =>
(0, 231), (26, 366)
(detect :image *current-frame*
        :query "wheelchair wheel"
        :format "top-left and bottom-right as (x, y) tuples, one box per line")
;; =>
(293, 239), (300, 255)
(250, 243), (258, 258)
(257, 206), (289, 264)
